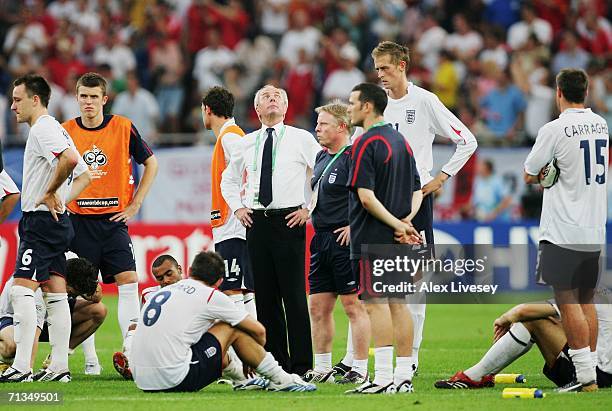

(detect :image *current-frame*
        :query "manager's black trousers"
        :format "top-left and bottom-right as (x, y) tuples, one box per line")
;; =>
(246, 209), (313, 375)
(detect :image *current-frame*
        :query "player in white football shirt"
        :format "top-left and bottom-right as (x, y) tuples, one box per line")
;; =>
(434, 290), (612, 389)
(524, 68), (608, 392)
(0, 170), (20, 223)
(113, 254), (183, 380)
(337, 41), (478, 376)
(130, 251), (316, 392)
(0, 74), (91, 383)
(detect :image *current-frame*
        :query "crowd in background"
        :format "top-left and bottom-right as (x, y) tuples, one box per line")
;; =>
(0, 0), (610, 222)
(0, 0), (610, 147)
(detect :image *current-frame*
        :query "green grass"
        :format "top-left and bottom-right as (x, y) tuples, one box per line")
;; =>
(2, 297), (611, 410)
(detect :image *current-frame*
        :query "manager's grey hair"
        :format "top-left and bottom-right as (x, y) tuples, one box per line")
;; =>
(253, 84), (288, 108)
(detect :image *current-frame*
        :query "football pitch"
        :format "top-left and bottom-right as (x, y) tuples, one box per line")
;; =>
(2, 296), (611, 410)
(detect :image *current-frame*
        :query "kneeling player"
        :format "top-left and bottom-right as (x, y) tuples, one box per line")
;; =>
(0, 258), (105, 374)
(130, 251), (316, 392)
(434, 294), (612, 389)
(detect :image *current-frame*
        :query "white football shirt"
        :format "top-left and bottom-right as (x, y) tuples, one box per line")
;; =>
(0, 170), (19, 198)
(130, 278), (248, 390)
(383, 82), (477, 185)
(524, 108), (608, 248)
(21, 115), (87, 212)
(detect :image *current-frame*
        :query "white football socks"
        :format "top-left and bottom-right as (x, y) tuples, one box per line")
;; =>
(81, 334), (99, 365)
(342, 324), (354, 367)
(464, 322), (533, 381)
(569, 347), (596, 385)
(244, 292), (257, 319)
(408, 302), (426, 369)
(314, 352), (332, 373)
(123, 328), (135, 360)
(118, 283), (140, 339)
(9, 286), (37, 373)
(352, 359), (368, 377)
(373, 346), (394, 386)
(394, 356), (415, 385)
(44, 292), (71, 372)
(222, 347), (246, 382)
(256, 352), (292, 385)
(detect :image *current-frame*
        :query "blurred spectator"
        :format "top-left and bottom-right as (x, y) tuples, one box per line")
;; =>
(30, 0), (56, 37)
(406, 50), (431, 89)
(445, 13), (483, 62)
(57, 73), (81, 122)
(416, 12), (448, 73)
(432, 50), (459, 112)
(319, 27), (352, 77)
(38, 66), (65, 120)
(479, 26), (509, 70)
(472, 159), (512, 222)
(69, 0), (100, 33)
(113, 71), (160, 144)
(482, 0), (521, 30)
(46, 38), (87, 90)
(185, 0), (219, 56)
(209, 0), (249, 49)
(322, 43), (365, 102)
(93, 31), (137, 82)
(366, 0), (406, 42)
(259, 0), (290, 44)
(533, 0), (569, 35)
(476, 67), (526, 146)
(551, 30), (590, 74)
(223, 64), (250, 126)
(335, 0), (369, 49)
(7, 40), (40, 78)
(235, 31), (276, 96)
(47, 0), (77, 21)
(510, 57), (554, 142)
(283, 48), (315, 128)
(513, 33), (550, 75)
(192, 29), (236, 94)
(278, 9), (321, 67)
(507, 3), (552, 50)
(399, 0), (423, 43)
(576, 10), (612, 57)
(150, 29), (185, 133)
(3, 9), (48, 58)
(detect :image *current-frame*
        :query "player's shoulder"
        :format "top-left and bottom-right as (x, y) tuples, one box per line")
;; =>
(140, 285), (161, 304)
(32, 114), (60, 132)
(286, 124), (315, 139)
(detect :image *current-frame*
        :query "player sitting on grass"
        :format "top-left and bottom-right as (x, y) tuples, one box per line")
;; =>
(0, 258), (105, 375)
(115, 254), (263, 390)
(434, 292), (612, 390)
(128, 251), (315, 392)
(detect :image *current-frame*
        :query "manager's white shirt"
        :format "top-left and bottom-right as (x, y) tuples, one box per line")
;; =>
(221, 121), (321, 211)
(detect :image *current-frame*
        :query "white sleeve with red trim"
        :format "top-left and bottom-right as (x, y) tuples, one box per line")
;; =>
(140, 285), (161, 305)
(426, 95), (477, 177)
(203, 289), (248, 327)
(32, 117), (71, 165)
(0, 170), (19, 198)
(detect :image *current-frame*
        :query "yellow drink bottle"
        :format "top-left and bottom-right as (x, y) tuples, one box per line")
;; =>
(502, 388), (545, 398)
(495, 374), (526, 384)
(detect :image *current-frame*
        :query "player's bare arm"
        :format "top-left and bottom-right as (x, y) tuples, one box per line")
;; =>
(36, 147), (80, 221)
(493, 303), (558, 342)
(0, 193), (20, 223)
(235, 315), (266, 347)
(422, 172), (450, 196)
(66, 170), (92, 203)
(110, 155), (158, 222)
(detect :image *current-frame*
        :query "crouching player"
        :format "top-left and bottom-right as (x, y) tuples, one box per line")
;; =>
(0, 258), (105, 374)
(434, 293), (612, 389)
(129, 251), (315, 392)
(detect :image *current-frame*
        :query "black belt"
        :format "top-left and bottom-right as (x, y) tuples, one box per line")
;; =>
(252, 206), (301, 217)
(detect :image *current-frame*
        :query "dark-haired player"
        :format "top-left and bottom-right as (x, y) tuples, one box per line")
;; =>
(1, 74), (91, 383)
(203, 86), (256, 318)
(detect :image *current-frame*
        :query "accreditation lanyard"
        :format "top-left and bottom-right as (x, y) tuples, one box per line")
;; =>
(252, 125), (286, 172)
(309, 145), (348, 214)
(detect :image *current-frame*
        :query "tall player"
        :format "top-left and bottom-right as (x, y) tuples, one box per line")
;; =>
(62, 73), (158, 346)
(340, 41), (477, 374)
(203, 86), (256, 317)
(1, 74), (91, 382)
(524, 68), (608, 392)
